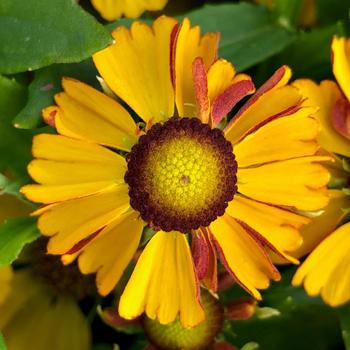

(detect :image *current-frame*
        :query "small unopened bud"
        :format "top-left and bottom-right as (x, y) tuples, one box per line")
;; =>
(213, 341), (239, 350)
(225, 298), (257, 321)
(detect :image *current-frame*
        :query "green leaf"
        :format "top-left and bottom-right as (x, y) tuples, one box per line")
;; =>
(0, 75), (27, 120)
(0, 334), (7, 350)
(14, 60), (99, 129)
(185, 3), (296, 71)
(0, 217), (39, 266)
(316, 0), (350, 26)
(338, 303), (350, 350)
(0, 173), (22, 197)
(0, 75), (32, 181)
(276, 22), (345, 80)
(253, 22), (345, 85)
(0, 0), (111, 74)
(223, 267), (343, 350)
(272, 0), (303, 29)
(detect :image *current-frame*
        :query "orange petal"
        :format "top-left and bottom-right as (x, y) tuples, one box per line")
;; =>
(119, 231), (204, 328)
(225, 65), (300, 144)
(93, 17), (177, 123)
(210, 215), (279, 300)
(78, 211), (144, 296)
(55, 78), (138, 151)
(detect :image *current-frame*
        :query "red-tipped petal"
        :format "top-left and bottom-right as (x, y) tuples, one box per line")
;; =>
(212, 79), (255, 126)
(192, 230), (210, 280)
(193, 57), (210, 123)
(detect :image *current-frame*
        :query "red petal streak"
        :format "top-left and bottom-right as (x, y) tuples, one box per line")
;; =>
(65, 230), (100, 255)
(332, 97), (350, 139)
(192, 230), (210, 280)
(239, 102), (303, 141)
(225, 65), (291, 132)
(193, 57), (210, 123)
(191, 228), (218, 291)
(201, 228), (218, 291)
(170, 23), (180, 88)
(212, 80), (255, 126)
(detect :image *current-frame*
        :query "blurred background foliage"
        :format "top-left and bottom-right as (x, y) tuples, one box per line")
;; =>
(0, 0), (350, 349)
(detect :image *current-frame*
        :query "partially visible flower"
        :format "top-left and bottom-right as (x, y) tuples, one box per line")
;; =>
(0, 239), (93, 350)
(292, 36), (350, 306)
(91, 0), (168, 21)
(0, 267), (12, 305)
(21, 16), (329, 328)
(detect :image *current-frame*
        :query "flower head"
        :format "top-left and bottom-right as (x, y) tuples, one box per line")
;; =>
(293, 36), (350, 306)
(22, 16), (329, 327)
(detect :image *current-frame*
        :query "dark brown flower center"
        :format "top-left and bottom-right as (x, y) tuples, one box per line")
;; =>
(125, 117), (237, 232)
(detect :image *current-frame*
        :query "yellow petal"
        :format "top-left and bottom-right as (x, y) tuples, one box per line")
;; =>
(93, 17), (176, 123)
(175, 18), (218, 117)
(225, 66), (302, 144)
(54, 78), (137, 151)
(26, 157), (125, 186)
(30, 133), (125, 163)
(78, 211), (144, 296)
(37, 185), (130, 254)
(291, 189), (349, 259)
(91, 0), (168, 21)
(234, 107), (319, 167)
(21, 134), (127, 203)
(119, 231), (204, 328)
(237, 156), (330, 211)
(332, 36), (350, 102)
(226, 195), (308, 262)
(21, 182), (116, 204)
(210, 215), (279, 300)
(293, 79), (350, 157)
(293, 221), (350, 306)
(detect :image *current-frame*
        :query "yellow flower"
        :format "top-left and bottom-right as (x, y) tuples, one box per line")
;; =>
(21, 16), (329, 327)
(0, 241), (92, 350)
(91, 0), (168, 21)
(292, 36), (350, 306)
